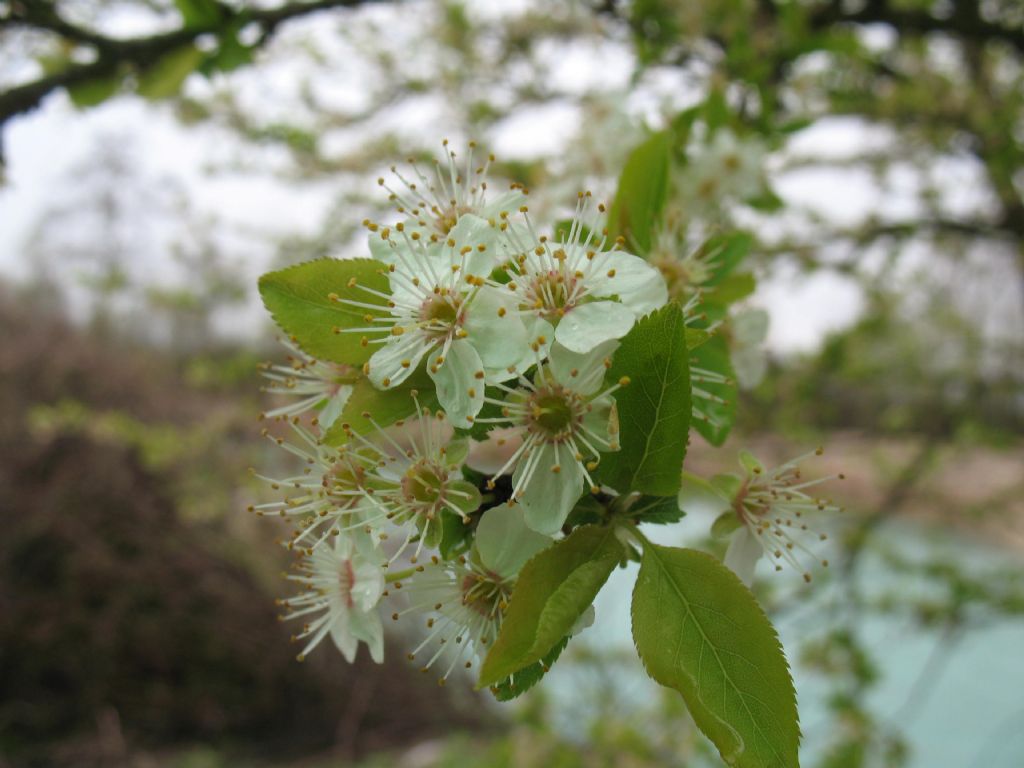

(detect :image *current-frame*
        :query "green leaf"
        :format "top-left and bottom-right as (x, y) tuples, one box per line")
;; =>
(632, 544), (800, 768)
(628, 495), (684, 525)
(691, 335), (737, 446)
(704, 231), (754, 286)
(202, 30), (255, 74)
(608, 130), (672, 254)
(704, 88), (731, 132)
(174, 0), (222, 27)
(477, 525), (622, 688)
(68, 77), (121, 108)
(258, 258), (390, 366)
(709, 272), (756, 305)
(595, 303), (691, 496)
(136, 45), (205, 100)
(745, 187), (786, 213)
(491, 635), (570, 702)
(321, 370), (437, 447)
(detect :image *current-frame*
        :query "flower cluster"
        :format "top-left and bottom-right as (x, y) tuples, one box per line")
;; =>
(253, 143), (669, 678)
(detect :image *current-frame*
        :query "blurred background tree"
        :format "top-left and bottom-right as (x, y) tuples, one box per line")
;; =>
(1, 1), (1023, 767)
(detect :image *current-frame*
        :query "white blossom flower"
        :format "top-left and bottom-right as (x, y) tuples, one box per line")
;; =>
(336, 216), (528, 424)
(713, 449), (844, 585)
(479, 340), (626, 535)
(367, 140), (526, 263)
(495, 193), (668, 355)
(678, 129), (767, 210)
(248, 424), (380, 552)
(278, 532), (386, 663)
(339, 404), (483, 560)
(648, 217), (726, 302)
(391, 507), (551, 684)
(259, 337), (358, 429)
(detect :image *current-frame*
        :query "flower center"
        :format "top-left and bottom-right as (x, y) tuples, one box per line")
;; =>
(526, 270), (578, 319)
(527, 386), (581, 440)
(460, 571), (509, 619)
(338, 559), (356, 608)
(328, 456), (366, 507)
(418, 293), (462, 335)
(433, 203), (472, 235)
(401, 459), (448, 512)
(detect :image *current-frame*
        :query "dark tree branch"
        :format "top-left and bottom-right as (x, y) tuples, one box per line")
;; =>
(0, 0), (386, 130)
(810, 0), (1024, 56)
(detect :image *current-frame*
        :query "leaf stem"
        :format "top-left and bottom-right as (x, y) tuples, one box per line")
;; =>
(620, 521), (653, 551)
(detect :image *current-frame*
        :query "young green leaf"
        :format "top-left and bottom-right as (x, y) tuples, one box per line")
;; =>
(136, 45), (205, 100)
(174, 0), (222, 27)
(632, 543), (800, 768)
(628, 495), (685, 525)
(490, 635), (570, 702)
(68, 77), (121, 108)
(608, 130), (672, 254)
(595, 303), (691, 496)
(258, 258), (390, 366)
(477, 525), (622, 689)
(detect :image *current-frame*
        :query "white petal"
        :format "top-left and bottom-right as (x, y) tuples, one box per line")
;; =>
(570, 605), (595, 636)
(329, 615), (359, 663)
(582, 396), (618, 453)
(346, 609), (385, 664)
(367, 334), (432, 388)
(480, 190), (527, 221)
(724, 527), (763, 586)
(733, 307), (769, 345)
(732, 346), (767, 390)
(463, 287), (528, 379)
(368, 232), (395, 264)
(428, 338), (485, 424)
(447, 214), (499, 278)
(466, 427), (524, 475)
(318, 386), (352, 429)
(475, 506), (553, 580)
(515, 442), (585, 535)
(549, 339), (619, 396)
(555, 301), (636, 353)
(351, 560), (386, 613)
(586, 251), (668, 317)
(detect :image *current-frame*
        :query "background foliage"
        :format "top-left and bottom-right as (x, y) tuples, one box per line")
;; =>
(1, 0), (1023, 766)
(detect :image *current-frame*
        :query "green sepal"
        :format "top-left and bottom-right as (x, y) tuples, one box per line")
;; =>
(711, 510), (742, 538)
(438, 509), (472, 560)
(446, 480), (482, 519)
(711, 473), (743, 500)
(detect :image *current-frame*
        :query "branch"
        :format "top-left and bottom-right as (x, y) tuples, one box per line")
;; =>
(810, 0), (1024, 56)
(0, 0), (386, 129)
